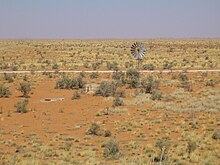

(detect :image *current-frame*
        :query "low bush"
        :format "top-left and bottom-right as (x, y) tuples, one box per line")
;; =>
(90, 72), (99, 79)
(86, 122), (100, 136)
(18, 82), (31, 98)
(15, 99), (29, 113)
(106, 62), (119, 71)
(151, 89), (163, 100)
(141, 76), (159, 93)
(55, 77), (86, 90)
(206, 79), (215, 87)
(3, 73), (14, 83)
(95, 81), (116, 97)
(112, 97), (124, 107)
(0, 84), (11, 98)
(187, 140), (197, 155)
(102, 139), (120, 159)
(112, 71), (125, 81)
(155, 140), (170, 161)
(143, 64), (155, 70)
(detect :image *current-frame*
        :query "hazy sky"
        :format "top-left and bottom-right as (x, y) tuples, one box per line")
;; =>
(0, 0), (220, 39)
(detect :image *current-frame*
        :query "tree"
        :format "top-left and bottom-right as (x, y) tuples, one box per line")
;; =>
(18, 82), (31, 97)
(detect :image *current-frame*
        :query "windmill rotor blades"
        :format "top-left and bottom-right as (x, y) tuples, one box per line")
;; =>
(131, 42), (146, 59)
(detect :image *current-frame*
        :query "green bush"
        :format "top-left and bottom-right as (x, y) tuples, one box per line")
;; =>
(86, 123), (100, 136)
(141, 76), (159, 93)
(55, 77), (86, 90)
(155, 140), (170, 161)
(0, 84), (11, 98)
(15, 99), (29, 113)
(52, 63), (59, 69)
(143, 64), (155, 70)
(18, 82), (31, 97)
(187, 140), (196, 155)
(126, 69), (140, 88)
(112, 97), (124, 107)
(95, 81), (116, 97)
(126, 69), (140, 80)
(103, 139), (120, 159)
(92, 62), (100, 70)
(112, 71), (125, 81)
(3, 73), (14, 83)
(151, 89), (163, 100)
(128, 77), (140, 88)
(106, 62), (119, 71)
(90, 72), (99, 79)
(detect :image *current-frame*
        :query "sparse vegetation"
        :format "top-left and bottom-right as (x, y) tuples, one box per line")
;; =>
(15, 99), (29, 113)
(95, 81), (116, 97)
(0, 84), (11, 98)
(112, 96), (123, 107)
(141, 75), (159, 93)
(55, 77), (86, 89)
(86, 122), (100, 136)
(0, 39), (220, 164)
(102, 139), (120, 159)
(18, 82), (31, 97)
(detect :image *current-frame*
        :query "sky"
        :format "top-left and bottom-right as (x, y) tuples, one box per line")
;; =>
(0, 0), (220, 39)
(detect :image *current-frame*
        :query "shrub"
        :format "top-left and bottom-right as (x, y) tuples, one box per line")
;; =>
(86, 123), (100, 136)
(163, 62), (173, 69)
(55, 77), (86, 90)
(151, 89), (163, 100)
(155, 140), (170, 161)
(83, 62), (89, 68)
(112, 97), (123, 107)
(178, 73), (188, 81)
(106, 62), (119, 71)
(126, 69), (140, 88)
(125, 62), (133, 68)
(180, 81), (193, 92)
(126, 69), (140, 80)
(187, 140), (196, 155)
(95, 81), (116, 97)
(128, 77), (140, 88)
(79, 71), (85, 78)
(18, 82), (31, 97)
(72, 91), (81, 100)
(52, 63), (58, 69)
(212, 130), (220, 140)
(90, 72), (99, 79)
(3, 73), (14, 83)
(143, 64), (155, 70)
(141, 76), (159, 93)
(0, 84), (11, 98)
(112, 71), (125, 81)
(206, 79), (215, 87)
(103, 139), (120, 159)
(104, 130), (112, 137)
(15, 99), (29, 113)
(92, 62), (100, 70)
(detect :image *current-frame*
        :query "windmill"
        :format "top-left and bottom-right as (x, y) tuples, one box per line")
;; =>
(131, 42), (146, 70)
